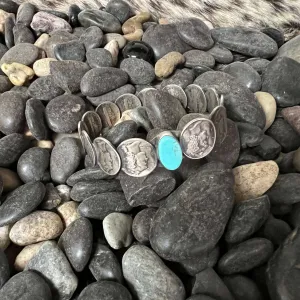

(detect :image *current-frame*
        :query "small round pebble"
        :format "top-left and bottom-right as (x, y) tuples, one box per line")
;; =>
(54, 40), (86, 61)
(17, 147), (50, 183)
(79, 26), (104, 50)
(86, 48), (113, 68)
(45, 94), (86, 133)
(103, 212), (133, 249)
(120, 57), (155, 84)
(183, 49), (215, 68)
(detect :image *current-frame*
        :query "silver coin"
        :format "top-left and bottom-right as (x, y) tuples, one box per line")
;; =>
(115, 93), (142, 113)
(218, 94), (225, 107)
(185, 84), (207, 113)
(162, 84), (188, 108)
(81, 130), (97, 166)
(93, 137), (121, 176)
(177, 113), (209, 131)
(78, 120), (88, 142)
(81, 111), (102, 140)
(210, 105), (228, 144)
(117, 138), (157, 177)
(95, 102), (121, 128)
(180, 118), (216, 159)
(205, 88), (219, 113)
(120, 107), (153, 132)
(137, 87), (157, 105)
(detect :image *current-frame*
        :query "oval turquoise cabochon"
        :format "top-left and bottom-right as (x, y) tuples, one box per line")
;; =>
(157, 135), (183, 170)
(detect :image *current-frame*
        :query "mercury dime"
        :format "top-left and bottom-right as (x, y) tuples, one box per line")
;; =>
(82, 111), (102, 140)
(205, 87), (219, 113)
(81, 130), (97, 166)
(115, 93), (142, 113)
(210, 105), (228, 144)
(177, 113), (209, 131)
(119, 107), (153, 132)
(95, 102), (121, 128)
(180, 118), (216, 159)
(185, 84), (207, 113)
(117, 138), (157, 177)
(162, 84), (188, 108)
(93, 137), (121, 176)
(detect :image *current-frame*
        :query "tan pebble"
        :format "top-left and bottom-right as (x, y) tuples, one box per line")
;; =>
(233, 161), (279, 202)
(33, 58), (57, 77)
(159, 18), (169, 24)
(0, 167), (22, 192)
(52, 132), (80, 145)
(34, 33), (50, 50)
(0, 10), (10, 33)
(104, 40), (119, 66)
(57, 201), (80, 227)
(0, 225), (11, 250)
(9, 211), (64, 246)
(31, 140), (54, 149)
(124, 29), (144, 41)
(293, 148), (300, 172)
(155, 52), (185, 78)
(122, 12), (151, 34)
(14, 241), (46, 271)
(1, 62), (35, 86)
(255, 92), (277, 131)
(103, 33), (127, 48)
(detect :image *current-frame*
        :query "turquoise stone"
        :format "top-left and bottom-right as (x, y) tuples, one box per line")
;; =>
(158, 135), (182, 170)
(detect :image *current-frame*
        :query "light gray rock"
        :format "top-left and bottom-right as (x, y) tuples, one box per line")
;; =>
(122, 245), (186, 300)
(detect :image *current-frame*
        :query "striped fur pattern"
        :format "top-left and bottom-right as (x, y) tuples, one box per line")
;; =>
(14, 0), (300, 39)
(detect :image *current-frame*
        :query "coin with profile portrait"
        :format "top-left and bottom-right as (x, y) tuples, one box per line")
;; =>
(81, 111), (102, 140)
(95, 102), (121, 128)
(115, 93), (142, 113)
(93, 137), (121, 176)
(117, 138), (157, 177)
(180, 118), (216, 159)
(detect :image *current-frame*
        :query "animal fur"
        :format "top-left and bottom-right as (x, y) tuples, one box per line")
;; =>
(14, 0), (300, 39)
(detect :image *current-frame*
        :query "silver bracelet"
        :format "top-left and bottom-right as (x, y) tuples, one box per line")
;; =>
(78, 85), (228, 177)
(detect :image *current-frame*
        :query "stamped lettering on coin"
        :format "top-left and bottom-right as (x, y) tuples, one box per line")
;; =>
(180, 118), (216, 159)
(117, 138), (157, 177)
(93, 137), (121, 176)
(96, 102), (121, 128)
(210, 105), (228, 144)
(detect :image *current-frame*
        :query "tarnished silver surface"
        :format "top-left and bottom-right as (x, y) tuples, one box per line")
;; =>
(81, 130), (97, 166)
(162, 84), (188, 108)
(177, 113), (209, 131)
(117, 138), (157, 177)
(81, 111), (102, 140)
(115, 93), (142, 113)
(78, 120), (88, 143)
(95, 102), (121, 128)
(185, 84), (207, 113)
(118, 107), (153, 132)
(205, 87), (219, 113)
(180, 118), (216, 159)
(210, 105), (228, 144)
(93, 137), (121, 176)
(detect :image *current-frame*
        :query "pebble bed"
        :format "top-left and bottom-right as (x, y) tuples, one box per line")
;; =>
(0, 0), (300, 299)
